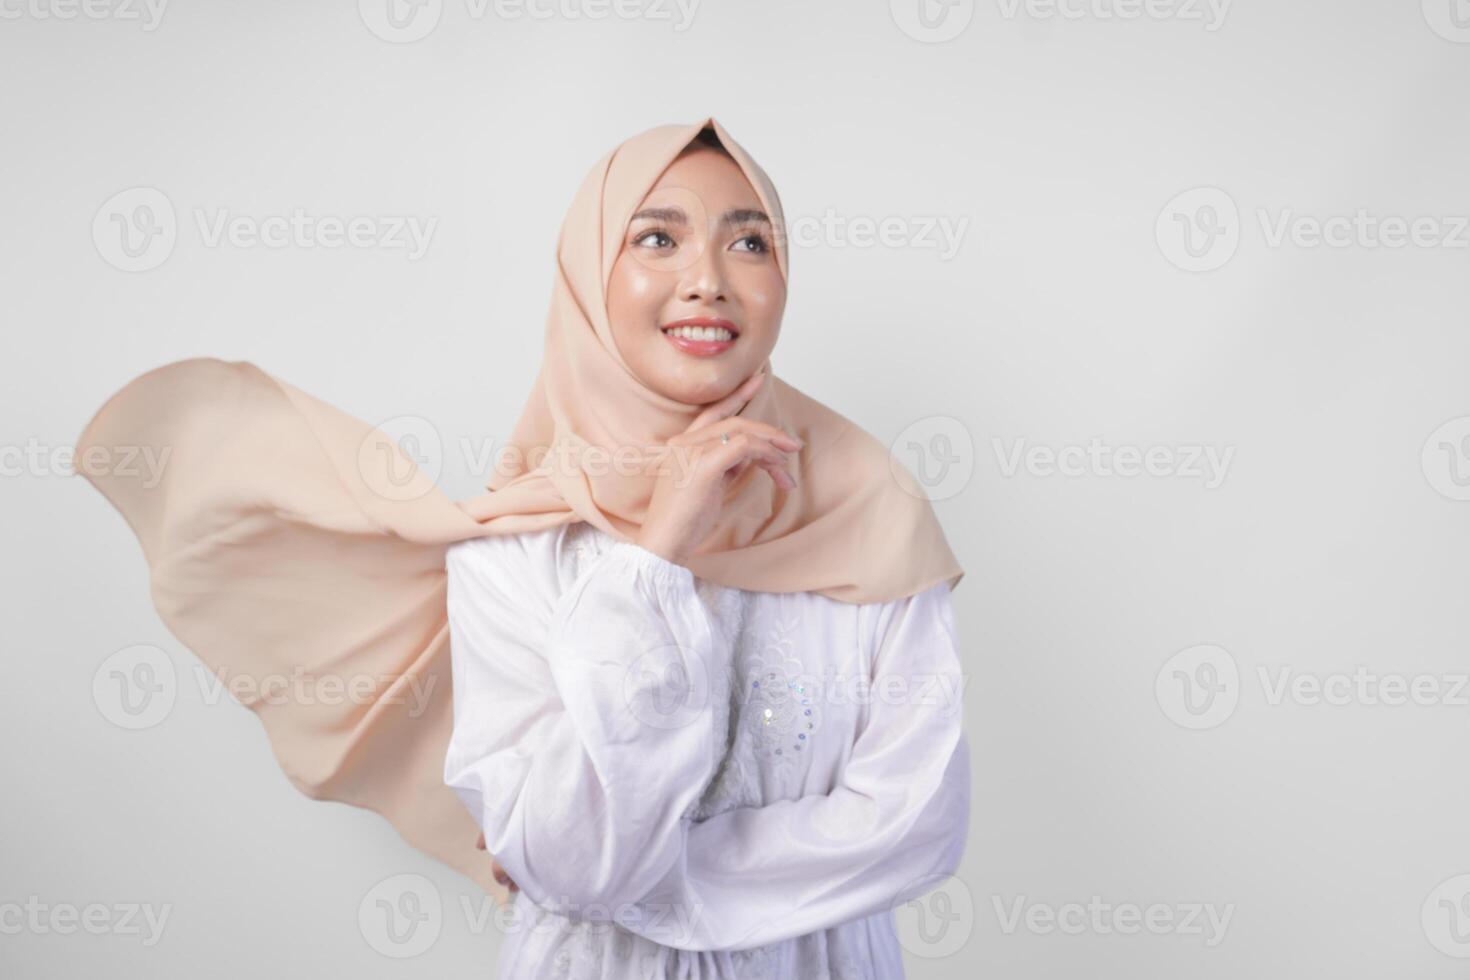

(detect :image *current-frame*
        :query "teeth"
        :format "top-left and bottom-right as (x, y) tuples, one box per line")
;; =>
(666, 324), (734, 342)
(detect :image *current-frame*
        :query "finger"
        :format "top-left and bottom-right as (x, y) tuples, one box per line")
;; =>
(708, 436), (796, 487)
(720, 455), (764, 491)
(691, 416), (802, 452)
(475, 833), (486, 850)
(705, 417), (799, 449)
(687, 372), (764, 433)
(752, 455), (797, 490)
(752, 452), (799, 493)
(723, 455), (793, 493)
(735, 456), (796, 491)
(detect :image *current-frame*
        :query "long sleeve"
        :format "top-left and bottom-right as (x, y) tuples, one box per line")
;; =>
(441, 531), (724, 918)
(622, 580), (972, 952)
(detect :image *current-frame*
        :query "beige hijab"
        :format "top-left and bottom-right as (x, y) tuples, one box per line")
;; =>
(74, 116), (963, 902)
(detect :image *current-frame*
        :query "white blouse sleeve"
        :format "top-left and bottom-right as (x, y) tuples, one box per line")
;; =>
(441, 531), (723, 917)
(623, 580), (972, 952)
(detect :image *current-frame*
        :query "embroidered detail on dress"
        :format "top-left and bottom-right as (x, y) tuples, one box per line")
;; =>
(739, 598), (823, 775)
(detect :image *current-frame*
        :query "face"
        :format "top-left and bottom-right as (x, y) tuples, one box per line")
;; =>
(606, 145), (786, 406)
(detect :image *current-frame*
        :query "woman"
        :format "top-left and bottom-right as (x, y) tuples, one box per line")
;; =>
(74, 117), (968, 979)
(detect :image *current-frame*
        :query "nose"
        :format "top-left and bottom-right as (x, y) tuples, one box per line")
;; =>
(677, 245), (727, 304)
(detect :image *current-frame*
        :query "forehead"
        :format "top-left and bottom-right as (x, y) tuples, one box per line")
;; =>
(639, 146), (762, 206)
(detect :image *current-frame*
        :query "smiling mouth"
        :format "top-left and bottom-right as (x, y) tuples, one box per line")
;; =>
(661, 318), (739, 356)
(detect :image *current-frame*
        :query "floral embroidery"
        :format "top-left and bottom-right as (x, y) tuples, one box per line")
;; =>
(736, 595), (823, 786)
(692, 573), (828, 813)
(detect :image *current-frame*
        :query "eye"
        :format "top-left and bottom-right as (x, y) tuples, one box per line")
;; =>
(731, 232), (770, 254)
(632, 228), (676, 250)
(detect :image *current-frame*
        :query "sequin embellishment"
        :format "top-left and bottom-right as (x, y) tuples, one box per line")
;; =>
(741, 602), (823, 763)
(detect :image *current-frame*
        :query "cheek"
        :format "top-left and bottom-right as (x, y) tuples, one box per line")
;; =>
(608, 264), (666, 333)
(739, 273), (787, 330)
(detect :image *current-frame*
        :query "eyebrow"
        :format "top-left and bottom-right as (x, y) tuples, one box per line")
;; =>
(629, 206), (771, 228)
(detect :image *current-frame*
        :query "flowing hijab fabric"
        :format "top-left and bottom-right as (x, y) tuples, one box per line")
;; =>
(74, 116), (963, 902)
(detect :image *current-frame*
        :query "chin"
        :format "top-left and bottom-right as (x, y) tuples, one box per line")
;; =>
(669, 381), (735, 406)
(657, 369), (746, 407)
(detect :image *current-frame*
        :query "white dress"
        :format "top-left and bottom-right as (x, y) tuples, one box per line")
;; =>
(442, 521), (971, 979)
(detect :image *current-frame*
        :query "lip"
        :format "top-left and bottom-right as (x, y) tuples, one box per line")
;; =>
(660, 316), (740, 358)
